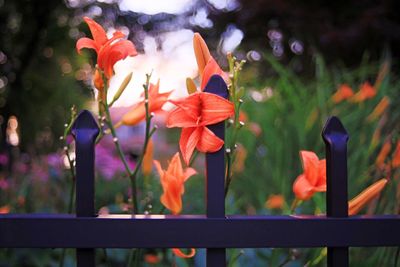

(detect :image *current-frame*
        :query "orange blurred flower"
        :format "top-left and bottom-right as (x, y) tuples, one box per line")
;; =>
(118, 81), (172, 126)
(233, 143), (247, 173)
(392, 141), (400, 168)
(348, 179), (388, 215)
(193, 33), (228, 90)
(154, 153), (197, 214)
(352, 82), (376, 103)
(93, 69), (104, 91)
(293, 151), (326, 200)
(144, 254), (161, 264)
(367, 96), (390, 122)
(375, 141), (391, 168)
(0, 205), (10, 214)
(76, 17), (137, 79)
(265, 194), (285, 210)
(142, 139), (154, 176)
(166, 92), (234, 165)
(331, 84), (354, 103)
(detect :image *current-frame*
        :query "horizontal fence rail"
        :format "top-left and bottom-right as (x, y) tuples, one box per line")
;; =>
(1, 214), (400, 248)
(0, 75), (399, 267)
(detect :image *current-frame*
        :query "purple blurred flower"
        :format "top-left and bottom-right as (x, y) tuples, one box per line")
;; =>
(95, 140), (136, 180)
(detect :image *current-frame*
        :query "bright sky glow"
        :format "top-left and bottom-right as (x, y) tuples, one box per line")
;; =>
(221, 25), (244, 53)
(119, 0), (195, 15)
(106, 30), (198, 108)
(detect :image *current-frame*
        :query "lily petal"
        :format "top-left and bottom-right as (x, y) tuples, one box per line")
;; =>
(166, 95), (201, 128)
(183, 167), (197, 182)
(180, 127), (201, 165)
(196, 126), (224, 153)
(172, 248), (196, 258)
(76, 37), (98, 54)
(83, 17), (108, 46)
(200, 92), (235, 126)
(348, 179), (388, 215)
(201, 57), (226, 90)
(193, 33), (211, 75)
(98, 39), (137, 78)
(300, 151), (320, 186)
(293, 174), (315, 200)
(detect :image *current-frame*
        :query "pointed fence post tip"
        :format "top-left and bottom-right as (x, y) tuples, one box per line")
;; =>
(71, 110), (100, 138)
(322, 116), (349, 146)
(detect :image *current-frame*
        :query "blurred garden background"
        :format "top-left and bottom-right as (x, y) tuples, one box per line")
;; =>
(1, 0), (400, 266)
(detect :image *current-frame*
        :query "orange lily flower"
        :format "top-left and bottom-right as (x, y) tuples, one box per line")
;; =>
(392, 141), (400, 168)
(193, 33), (228, 90)
(166, 92), (235, 165)
(154, 152), (197, 214)
(144, 253), (160, 264)
(367, 96), (390, 122)
(352, 82), (376, 102)
(293, 151), (326, 200)
(118, 81), (172, 126)
(375, 141), (391, 168)
(76, 17), (137, 79)
(154, 153), (197, 259)
(331, 84), (354, 103)
(265, 194), (285, 210)
(348, 179), (388, 215)
(0, 205), (10, 214)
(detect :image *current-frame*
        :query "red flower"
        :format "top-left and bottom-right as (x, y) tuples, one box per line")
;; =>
(166, 92), (234, 165)
(293, 151), (326, 200)
(76, 17), (137, 79)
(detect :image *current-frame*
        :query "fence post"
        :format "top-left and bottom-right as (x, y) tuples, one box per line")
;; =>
(72, 110), (99, 267)
(322, 116), (349, 267)
(204, 75), (228, 266)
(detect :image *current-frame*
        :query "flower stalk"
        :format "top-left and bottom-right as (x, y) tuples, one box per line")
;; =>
(225, 53), (246, 197)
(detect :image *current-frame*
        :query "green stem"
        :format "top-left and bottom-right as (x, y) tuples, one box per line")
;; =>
(224, 56), (245, 198)
(125, 73), (155, 267)
(225, 153), (232, 197)
(60, 110), (77, 267)
(290, 198), (302, 213)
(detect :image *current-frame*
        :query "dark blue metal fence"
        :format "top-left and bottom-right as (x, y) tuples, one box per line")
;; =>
(1, 76), (400, 266)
